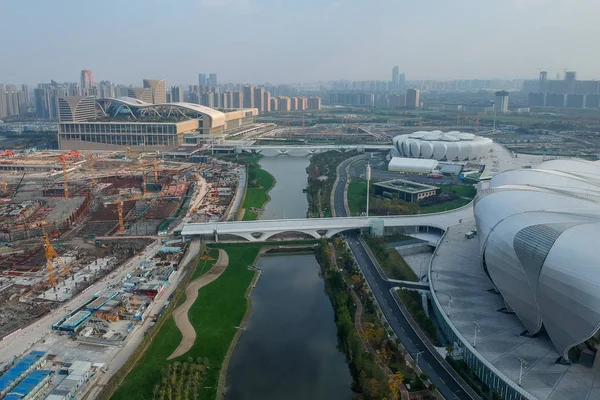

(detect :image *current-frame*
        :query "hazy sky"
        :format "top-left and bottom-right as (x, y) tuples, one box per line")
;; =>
(1, 0), (599, 86)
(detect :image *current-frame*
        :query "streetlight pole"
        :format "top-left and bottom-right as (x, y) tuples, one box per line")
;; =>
(366, 162), (371, 217)
(473, 323), (480, 348)
(518, 357), (528, 386)
(416, 350), (424, 365)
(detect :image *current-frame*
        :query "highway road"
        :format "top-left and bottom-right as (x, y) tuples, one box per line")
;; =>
(332, 158), (476, 400)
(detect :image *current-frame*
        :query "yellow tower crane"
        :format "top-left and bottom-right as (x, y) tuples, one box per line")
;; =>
(103, 196), (126, 234)
(44, 233), (70, 286)
(58, 151), (81, 200)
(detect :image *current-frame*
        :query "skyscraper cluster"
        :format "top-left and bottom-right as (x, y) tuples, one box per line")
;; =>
(524, 70), (600, 108)
(177, 81), (321, 113)
(0, 84), (29, 118)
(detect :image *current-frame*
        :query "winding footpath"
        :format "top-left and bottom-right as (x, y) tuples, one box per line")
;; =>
(167, 248), (229, 360)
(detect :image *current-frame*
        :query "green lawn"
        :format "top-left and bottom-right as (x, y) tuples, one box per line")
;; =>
(347, 179), (474, 217)
(439, 184), (477, 198)
(347, 179), (368, 216)
(112, 246), (258, 400)
(241, 157), (275, 221)
(365, 236), (418, 281)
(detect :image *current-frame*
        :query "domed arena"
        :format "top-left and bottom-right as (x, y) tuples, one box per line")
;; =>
(393, 131), (493, 161)
(474, 159), (600, 361)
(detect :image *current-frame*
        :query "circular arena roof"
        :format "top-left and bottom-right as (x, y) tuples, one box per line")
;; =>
(392, 131), (492, 161)
(474, 159), (600, 361)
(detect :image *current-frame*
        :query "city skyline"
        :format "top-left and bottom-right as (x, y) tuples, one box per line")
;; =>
(1, 0), (600, 85)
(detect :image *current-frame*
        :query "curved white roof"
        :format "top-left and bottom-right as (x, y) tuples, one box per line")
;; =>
(394, 131), (493, 161)
(474, 159), (600, 361)
(388, 157), (438, 173)
(101, 97), (226, 128)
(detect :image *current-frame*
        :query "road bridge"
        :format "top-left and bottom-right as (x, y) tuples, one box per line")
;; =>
(211, 144), (393, 156)
(181, 206), (473, 242)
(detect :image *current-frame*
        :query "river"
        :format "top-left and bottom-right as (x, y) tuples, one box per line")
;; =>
(258, 156), (310, 220)
(225, 156), (353, 399)
(225, 254), (354, 400)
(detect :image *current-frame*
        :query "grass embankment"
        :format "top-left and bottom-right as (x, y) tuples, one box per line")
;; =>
(348, 180), (475, 217)
(364, 236), (418, 281)
(112, 246), (258, 400)
(396, 289), (439, 345)
(306, 150), (358, 218)
(239, 155), (275, 221)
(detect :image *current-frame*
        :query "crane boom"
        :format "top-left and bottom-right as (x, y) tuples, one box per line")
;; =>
(44, 233), (70, 286)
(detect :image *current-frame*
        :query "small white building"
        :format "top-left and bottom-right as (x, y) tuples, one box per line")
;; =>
(388, 157), (438, 174)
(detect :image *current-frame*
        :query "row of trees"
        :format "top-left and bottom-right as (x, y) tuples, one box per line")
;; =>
(306, 151), (357, 217)
(397, 289), (439, 345)
(152, 358), (209, 400)
(316, 241), (396, 399)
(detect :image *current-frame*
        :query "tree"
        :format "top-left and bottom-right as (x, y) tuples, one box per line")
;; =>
(388, 373), (404, 399)
(446, 345), (454, 358)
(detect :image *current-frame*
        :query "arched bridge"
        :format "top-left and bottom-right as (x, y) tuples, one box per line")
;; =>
(181, 206), (473, 242)
(239, 144), (392, 157)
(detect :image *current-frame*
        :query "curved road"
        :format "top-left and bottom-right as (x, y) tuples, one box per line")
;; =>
(333, 157), (476, 400)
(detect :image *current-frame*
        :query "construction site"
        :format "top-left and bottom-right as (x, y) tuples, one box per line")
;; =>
(0, 147), (242, 341)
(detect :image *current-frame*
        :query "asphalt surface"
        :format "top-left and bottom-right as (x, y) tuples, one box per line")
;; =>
(333, 157), (475, 400)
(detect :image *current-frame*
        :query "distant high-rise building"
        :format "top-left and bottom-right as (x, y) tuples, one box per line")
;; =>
(201, 92), (214, 107)
(297, 97), (307, 111)
(495, 91), (509, 113)
(254, 87), (265, 113)
(198, 74), (207, 87)
(278, 96), (291, 111)
(21, 84), (29, 107)
(270, 97), (278, 111)
(528, 92), (546, 107)
(80, 70), (94, 94)
(545, 93), (566, 108)
(307, 97), (321, 110)
(208, 73), (218, 87)
(222, 91), (233, 108)
(392, 66), (399, 84)
(290, 97), (299, 111)
(406, 89), (420, 109)
(243, 85), (254, 108)
(233, 90), (244, 108)
(0, 84), (6, 118)
(171, 86), (183, 102)
(263, 91), (271, 112)
(143, 79), (167, 104)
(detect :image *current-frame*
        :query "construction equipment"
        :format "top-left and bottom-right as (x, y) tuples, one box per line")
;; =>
(11, 172), (26, 200)
(134, 159), (161, 182)
(1, 178), (6, 194)
(58, 151), (81, 199)
(103, 197), (126, 234)
(0, 150), (14, 158)
(89, 154), (96, 185)
(44, 233), (70, 286)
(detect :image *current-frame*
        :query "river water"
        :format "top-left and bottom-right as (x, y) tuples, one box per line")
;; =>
(225, 254), (354, 400)
(259, 156), (310, 220)
(225, 156), (353, 399)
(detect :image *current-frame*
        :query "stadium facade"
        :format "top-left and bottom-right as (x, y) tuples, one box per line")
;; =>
(57, 96), (258, 151)
(474, 159), (600, 362)
(393, 131), (493, 161)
